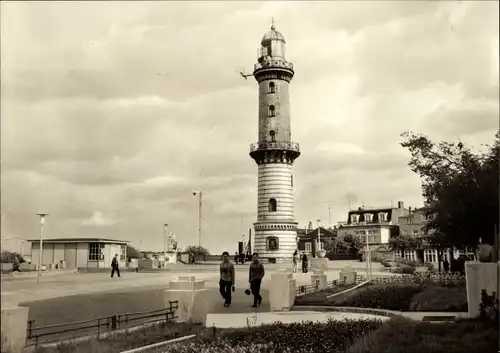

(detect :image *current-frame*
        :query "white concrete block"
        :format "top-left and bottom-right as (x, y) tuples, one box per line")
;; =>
(310, 258), (328, 272)
(311, 273), (328, 290)
(270, 272), (296, 311)
(465, 262), (499, 318)
(339, 270), (357, 284)
(164, 276), (216, 325)
(1, 295), (29, 353)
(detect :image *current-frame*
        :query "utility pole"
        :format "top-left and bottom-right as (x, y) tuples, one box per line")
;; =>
(36, 213), (49, 283)
(163, 223), (168, 268)
(192, 190), (203, 247)
(324, 201), (333, 228)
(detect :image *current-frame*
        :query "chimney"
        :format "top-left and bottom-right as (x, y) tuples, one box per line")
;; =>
(409, 206), (412, 214)
(397, 201), (404, 209)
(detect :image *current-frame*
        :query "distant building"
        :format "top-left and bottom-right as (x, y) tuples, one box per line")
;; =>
(396, 207), (453, 266)
(297, 225), (337, 258)
(336, 201), (409, 260)
(29, 237), (128, 269)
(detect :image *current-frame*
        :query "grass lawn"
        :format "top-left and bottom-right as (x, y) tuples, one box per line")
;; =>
(295, 282), (468, 312)
(33, 321), (202, 353)
(345, 317), (498, 353)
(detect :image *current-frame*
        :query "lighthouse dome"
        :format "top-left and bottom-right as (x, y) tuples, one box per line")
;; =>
(261, 26), (286, 45)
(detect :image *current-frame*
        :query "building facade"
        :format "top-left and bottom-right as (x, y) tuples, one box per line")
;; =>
(249, 24), (300, 263)
(396, 207), (453, 266)
(29, 238), (128, 269)
(297, 227), (336, 258)
(336, 201), (408, 259)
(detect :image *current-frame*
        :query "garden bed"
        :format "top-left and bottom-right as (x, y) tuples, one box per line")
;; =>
(295, 282), (468, 312)
(141, 317), (498, 353)
(33, 321), (203, 353)
(158, 318), (384, 353)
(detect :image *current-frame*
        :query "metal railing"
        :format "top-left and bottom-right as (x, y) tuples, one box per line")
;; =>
(249, 141), (300, 153)
(295, 275), (365, 296)
(25, 301), (179, 348)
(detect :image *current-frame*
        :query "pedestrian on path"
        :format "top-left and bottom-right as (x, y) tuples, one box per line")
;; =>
(292, 250), (299, 273)
(248, 253), (265, 308)
(219, 251), (235, 307)
(301, 252), (308, 273)
(111, 254), (120, 278)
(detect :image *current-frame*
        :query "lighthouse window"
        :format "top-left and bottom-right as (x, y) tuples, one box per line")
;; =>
(268, 82), (276, 94)
(268, 105), (276, 117)
(268, 198), (277, 212)
(269, 130), (276, 142)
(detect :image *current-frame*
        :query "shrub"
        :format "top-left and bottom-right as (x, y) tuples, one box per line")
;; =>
(345, 316), (498, 353)
(479, 289), (500, 324)
(218, 319), (383, 353)
(336, 284), (422, 310)
(391, 265), (415, 274)
(409, 285), (468, 311)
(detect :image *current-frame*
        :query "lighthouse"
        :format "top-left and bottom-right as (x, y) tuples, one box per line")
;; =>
(249, 23), (300, 263)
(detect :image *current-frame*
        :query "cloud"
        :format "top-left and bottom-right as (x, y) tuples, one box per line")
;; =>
(1, 1), (497, 252)
(81, 211), (119, 227)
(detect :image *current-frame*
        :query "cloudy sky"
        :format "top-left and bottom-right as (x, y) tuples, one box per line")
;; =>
(1, 1), (498, 254)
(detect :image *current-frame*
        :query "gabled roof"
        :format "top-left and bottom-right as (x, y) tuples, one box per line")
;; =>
(298, 227), (336, 238)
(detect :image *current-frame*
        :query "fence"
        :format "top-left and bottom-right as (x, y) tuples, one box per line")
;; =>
(25, 301), (179, 348)
(296, 275), (365, 296)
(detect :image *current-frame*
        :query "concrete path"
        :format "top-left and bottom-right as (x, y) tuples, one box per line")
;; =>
(206, 311), (390, 328)
(1, 267), (388, 304)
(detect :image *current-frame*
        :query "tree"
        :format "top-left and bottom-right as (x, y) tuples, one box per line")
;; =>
(339, 233), (363, 256)
(126, 245), (144, 259)
(184, 245), (210, 256)
(400, 130), (499, 251)
(0, 251), (25, 264)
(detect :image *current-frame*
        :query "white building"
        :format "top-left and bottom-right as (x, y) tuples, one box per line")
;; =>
(29, 237), (128, 269)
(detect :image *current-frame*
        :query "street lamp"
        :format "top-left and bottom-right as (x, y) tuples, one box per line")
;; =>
(163, 223), (168, 268)
(316, 219), (322, 254)
(365, 232), (372, 280)
(36, 213), (49, 283)
(192, 190), (203, 247)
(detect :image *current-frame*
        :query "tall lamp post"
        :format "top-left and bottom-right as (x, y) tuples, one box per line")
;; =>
(316, 219), (321, 257)
(163, 223), (168, 268)
(192, 190), (203, 247)
(365, 232), (372, 280)
(36, 213), (49, 283)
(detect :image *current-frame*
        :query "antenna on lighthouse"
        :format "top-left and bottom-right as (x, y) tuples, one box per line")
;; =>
(235, 67), (253, 80)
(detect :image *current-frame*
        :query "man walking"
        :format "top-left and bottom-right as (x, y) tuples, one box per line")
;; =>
(301, 252), (308, 273)
(219, 251), (235, 307)
(111, 254), (120, 278)
(248, 252), (265, 307)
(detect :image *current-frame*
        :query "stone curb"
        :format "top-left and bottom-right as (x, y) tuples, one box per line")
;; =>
(290, 305), (400, 318)
(325, 280), (371, 299)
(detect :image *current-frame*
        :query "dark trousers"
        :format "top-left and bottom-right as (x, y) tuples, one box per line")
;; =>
(219, 279), (232, 304)
(302, 262), (308, 273)
(111, 267), (120, 278)
(250, 278), (262, 305)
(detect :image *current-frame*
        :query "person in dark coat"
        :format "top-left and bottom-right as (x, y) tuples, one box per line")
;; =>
(301, 252), (308, 273)
(111, 254), (120, 278)
(248, 253), (265, 307)
(219, 251), (235, 307)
